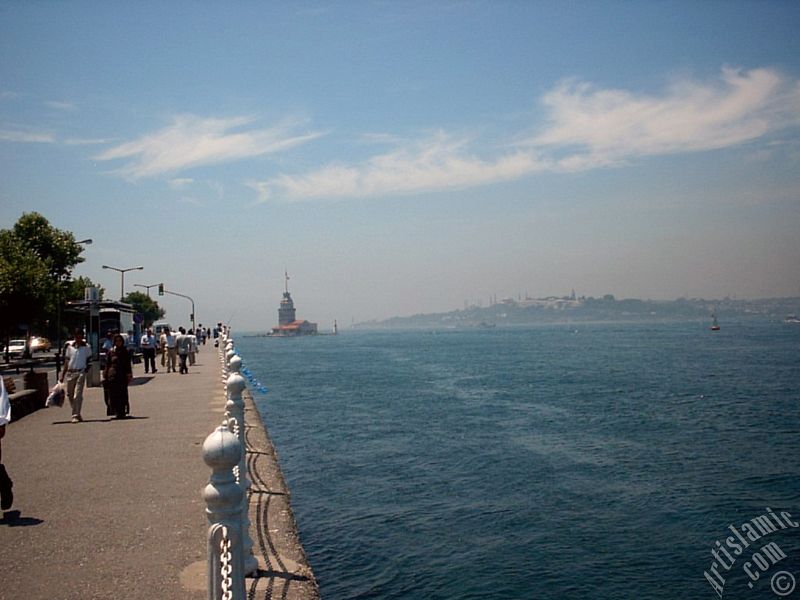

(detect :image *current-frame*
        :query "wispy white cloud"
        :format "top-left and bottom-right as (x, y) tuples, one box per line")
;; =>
(253, 67), (800, 202)
(169, 177), (195, 189)
(177, 196), (203, 206)
(94, 115), (324, 179)
(358, 132), (409, 145)
(0, 128), (56, 143)
(45, 100), (77, 111)
(64, 137), (116, 146)
(250, 132), (549, 203)
(1, 129), (112, 145)
(168, 177), (228, 204)
(532, 67), (800, 168)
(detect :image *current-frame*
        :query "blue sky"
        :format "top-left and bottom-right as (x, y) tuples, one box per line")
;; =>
(2, 1), (799, 330)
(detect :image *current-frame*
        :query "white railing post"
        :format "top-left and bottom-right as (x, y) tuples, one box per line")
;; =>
(226, 354), (259, 576)
(222, 338), (234, 378)
(203, 423), (246, 600)
(224, 347), (235, 390)
(219, 335), (229, 385)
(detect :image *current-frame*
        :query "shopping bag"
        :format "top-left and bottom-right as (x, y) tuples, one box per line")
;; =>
(46, 382), (65, 407)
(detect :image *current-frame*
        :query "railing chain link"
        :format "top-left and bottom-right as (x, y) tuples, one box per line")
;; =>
(220, 526), (234, 600)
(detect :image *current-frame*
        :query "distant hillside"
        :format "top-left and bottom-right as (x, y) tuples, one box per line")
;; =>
(354, 296), (800, 330)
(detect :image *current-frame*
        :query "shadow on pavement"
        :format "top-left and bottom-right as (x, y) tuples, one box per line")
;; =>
(0, 510), (44, 527)
(51, 418), (114, 425)
(50, 416), (152, 424)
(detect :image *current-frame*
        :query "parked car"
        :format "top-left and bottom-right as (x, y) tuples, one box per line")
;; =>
(4, 339), (26, 356)
(30, 336), (51, 352)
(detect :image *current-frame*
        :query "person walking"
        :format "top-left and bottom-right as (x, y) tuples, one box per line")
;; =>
(104, 334), (133, 419)
(188, 329), (197, 366)
(100, 329), (115, 408)
(102, 330), (114, 352)
(139, 327), (158, 374)
(0, 377), (14, 510)
(159, 327), (167, 369)
(165, 328), (178, 373)
(176, 327), (191, 374)
(60, 328), (92, 423)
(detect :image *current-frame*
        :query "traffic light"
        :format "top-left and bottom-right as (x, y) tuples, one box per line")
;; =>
(158, 283), (164, 296)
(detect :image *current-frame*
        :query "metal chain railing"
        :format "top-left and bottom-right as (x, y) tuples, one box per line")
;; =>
(219, 526), (234, 600)
(203, 330), (257, 600)
(225, 352), (259, 576)
(204, 417), (246, 599)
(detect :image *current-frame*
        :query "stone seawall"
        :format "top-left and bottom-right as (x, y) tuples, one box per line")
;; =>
(241, 390), (320, 599)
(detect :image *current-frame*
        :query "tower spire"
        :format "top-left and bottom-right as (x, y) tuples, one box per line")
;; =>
(284, 269), (290, 294)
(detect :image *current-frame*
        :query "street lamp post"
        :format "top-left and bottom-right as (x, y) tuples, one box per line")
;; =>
(56, 238), (93, 370)
(134, 283), (162, 297)
(102, 265), (144, 300)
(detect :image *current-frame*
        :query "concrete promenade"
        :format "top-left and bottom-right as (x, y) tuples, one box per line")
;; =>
(0, 347), (318, 600)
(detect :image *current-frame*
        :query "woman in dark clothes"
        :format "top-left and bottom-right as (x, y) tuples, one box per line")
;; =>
(104, 334), (132, 419)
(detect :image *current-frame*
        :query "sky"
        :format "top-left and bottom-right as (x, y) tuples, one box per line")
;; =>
(1, 1), (799, 331)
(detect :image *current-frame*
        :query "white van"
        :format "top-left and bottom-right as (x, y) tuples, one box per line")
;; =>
(152, 321), (172, 335)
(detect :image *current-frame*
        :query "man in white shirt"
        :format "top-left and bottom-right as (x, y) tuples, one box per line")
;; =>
(60, 328), (93, 423)
(139, 327), (158, 374)
(188, 331), (197, 366)
(165, 329), (178, 373)
(176, 327), (191, 374)
(159, 328), (167, 368)
(101, 330), (113, 352)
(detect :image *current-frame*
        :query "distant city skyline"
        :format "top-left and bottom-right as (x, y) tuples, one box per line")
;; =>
(2, 2), (799, 330)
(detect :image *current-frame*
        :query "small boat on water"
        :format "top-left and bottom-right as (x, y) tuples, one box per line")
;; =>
(785, 315), (800, 324)
(710, 313), (720, 331)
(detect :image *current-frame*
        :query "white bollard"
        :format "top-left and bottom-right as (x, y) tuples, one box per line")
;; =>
(224, 348), (236, 389)
(203, 423), (246, 600)
(226, 355), (259, 576)
(222, 339), (234, 382)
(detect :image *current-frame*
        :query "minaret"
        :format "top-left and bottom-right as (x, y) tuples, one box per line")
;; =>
(278, 270), (296, 325)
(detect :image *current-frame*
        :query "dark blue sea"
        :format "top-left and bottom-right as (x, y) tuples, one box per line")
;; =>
(236, 321), (800, 599)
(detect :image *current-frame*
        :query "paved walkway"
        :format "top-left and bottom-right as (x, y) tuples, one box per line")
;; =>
(0, 347), (318, 600)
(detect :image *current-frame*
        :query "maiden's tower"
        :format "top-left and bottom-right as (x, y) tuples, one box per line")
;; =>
(270, 271), (318, 336)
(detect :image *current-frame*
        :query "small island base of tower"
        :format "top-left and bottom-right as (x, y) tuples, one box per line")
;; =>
(266, 271), (319, 336)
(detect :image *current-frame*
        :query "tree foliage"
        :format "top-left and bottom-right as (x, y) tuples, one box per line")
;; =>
(0, 231), (51, 332)
(65, 276), (105, 304)
(12, 212), (84, 281)
(0, 212), (89, 341)
(122, 291), (166, 327)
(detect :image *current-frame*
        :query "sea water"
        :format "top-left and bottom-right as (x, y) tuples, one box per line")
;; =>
(236, 321), (800, 599)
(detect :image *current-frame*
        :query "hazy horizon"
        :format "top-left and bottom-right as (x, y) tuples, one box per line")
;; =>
(2, 2), (799, 331)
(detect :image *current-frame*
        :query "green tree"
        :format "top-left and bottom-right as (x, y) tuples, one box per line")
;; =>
(12, 212), (84, 283)
(122, 291), (165, 327)
(0, 212), (88, 357)
(0, 231), (51, 335)
(64, 276), (105, 304)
